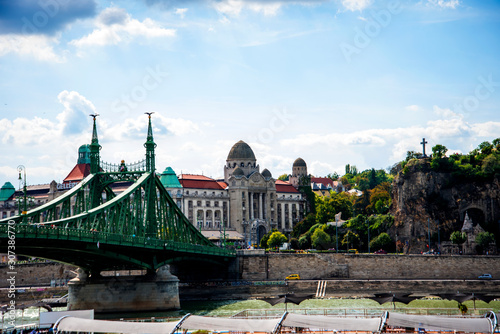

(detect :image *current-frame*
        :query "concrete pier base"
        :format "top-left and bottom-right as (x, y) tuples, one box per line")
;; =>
(68, 266), (180, 313)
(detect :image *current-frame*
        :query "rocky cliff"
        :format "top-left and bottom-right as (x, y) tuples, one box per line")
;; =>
(390, 158), (500, 253)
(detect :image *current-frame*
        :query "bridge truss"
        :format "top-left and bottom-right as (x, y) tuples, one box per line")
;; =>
(0, 114), (235, 272)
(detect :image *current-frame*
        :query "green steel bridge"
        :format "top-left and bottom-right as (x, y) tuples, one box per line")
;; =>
(0, 114), (235, 274)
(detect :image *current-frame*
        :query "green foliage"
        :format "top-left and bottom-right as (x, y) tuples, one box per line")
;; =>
(369, 232), (393, 251)
(311, 227), (331, 250)
(278, 174), (289, 181)
(482, 154), (500, 175)
(450, 231), (467, 245)
(406, 151), (421, 161)
(289, 237), (300, 250)
(341, 230), (360, 249)
(292, 213), (316, 239)
(268, 231), (288, 249)
(458, 303), (468, 315)
(259, 228), (278, 248)
(402, 139), (500, 183)
(475, 231), (495, 248)
(368, 182), (392, 214)
(298, 234), (311, 249)
(432, 144), (448, 159)
(315, 192), (353, 223)
(327, 172), (340, 180)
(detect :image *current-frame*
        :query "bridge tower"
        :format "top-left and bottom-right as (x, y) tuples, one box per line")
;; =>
(144, 112), (158, 239)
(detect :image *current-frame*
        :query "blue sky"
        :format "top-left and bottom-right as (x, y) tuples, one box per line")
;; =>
(1, 0), (500, 186)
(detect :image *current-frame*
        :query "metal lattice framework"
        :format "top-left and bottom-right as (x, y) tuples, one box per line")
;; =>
(0, 114), (235, 271)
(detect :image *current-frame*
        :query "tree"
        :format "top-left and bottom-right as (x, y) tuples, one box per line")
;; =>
(482, 154), (500, 176)
(289, 238), (300, 250)
(341, 230), (360, 249)
(478, 141), (493, 155)
(311, 227), (331, 250)
(475, 232), (495, 248)
(259, 228), (278, 248)
(315, 192), (353, 223)
(278, 174), (289, 181)
(268, 231), (288, 249)
(368, 182), (392, 214)
(493, 138), (500, 150)
(292, 213), (316, 239)
(327, 172), (340, 180)
(369, 232), (392, 251)
(450, 231), (467, 245)
(406, 151), (421, 161)
(432, 144), (448, 159)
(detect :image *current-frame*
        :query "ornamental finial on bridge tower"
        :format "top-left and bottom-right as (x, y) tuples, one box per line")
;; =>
(89, 113), (102, 174)
(144, 112), (157, 173)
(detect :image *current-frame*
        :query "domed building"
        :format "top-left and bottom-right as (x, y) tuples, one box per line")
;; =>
(163, 140), (307, 247)
(289, 157), (308, 188)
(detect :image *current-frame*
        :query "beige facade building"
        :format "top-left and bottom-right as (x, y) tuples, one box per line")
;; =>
(162, 140), (308, 247)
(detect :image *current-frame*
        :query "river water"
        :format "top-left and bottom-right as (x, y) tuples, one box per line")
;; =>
(5, 297), (500, 329)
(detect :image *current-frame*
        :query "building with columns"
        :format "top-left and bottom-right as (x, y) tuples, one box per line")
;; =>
(161, 140), (307, 247)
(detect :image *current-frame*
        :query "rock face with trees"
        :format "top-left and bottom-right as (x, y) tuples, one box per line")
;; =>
(259, 139), (499, 256)
(390, 140), (500, 254)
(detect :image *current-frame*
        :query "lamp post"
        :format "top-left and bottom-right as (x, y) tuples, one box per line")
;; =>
(17, 165), (27, 223)
(427, 218), (431, 252)
(367, 217), (370, 254)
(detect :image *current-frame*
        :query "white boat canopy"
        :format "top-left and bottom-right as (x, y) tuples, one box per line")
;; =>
(54, 311), (498, 334)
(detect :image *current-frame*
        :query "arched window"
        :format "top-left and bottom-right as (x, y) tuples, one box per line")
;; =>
(240, 162), (245, 167)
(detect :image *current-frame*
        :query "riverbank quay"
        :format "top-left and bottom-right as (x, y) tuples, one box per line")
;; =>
(178, 279), (500, 301)
(3, 253), (500, 288)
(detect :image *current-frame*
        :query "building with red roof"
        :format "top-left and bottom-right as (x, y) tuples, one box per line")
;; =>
(161, 140), (308, 247)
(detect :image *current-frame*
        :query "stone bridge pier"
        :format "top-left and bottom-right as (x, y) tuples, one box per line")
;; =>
(68, 265), (180, 313)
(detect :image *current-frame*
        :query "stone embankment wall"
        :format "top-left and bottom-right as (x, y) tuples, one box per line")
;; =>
(237, 252), (500, 281)
(0, 262), (77, 287)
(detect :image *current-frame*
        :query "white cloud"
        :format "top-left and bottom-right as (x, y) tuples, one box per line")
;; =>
(342, 0), (372, 12)
(70, 7), (176, 48)
(56, 91), (96, 135)
(279, 105), (499, 172)
(213, 0), (282, 16)
(405, 105), (420, 112)
(428, 0), (460, 9)
(432, 105), (462, 119)
(0, 34), (64, 62)
(175, 8), (188, 19)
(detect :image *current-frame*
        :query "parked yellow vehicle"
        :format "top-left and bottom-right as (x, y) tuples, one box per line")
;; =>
(285, 274), (300, 280)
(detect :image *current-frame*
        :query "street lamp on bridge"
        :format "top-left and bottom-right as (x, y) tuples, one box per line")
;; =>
(17, 165), (28, 223)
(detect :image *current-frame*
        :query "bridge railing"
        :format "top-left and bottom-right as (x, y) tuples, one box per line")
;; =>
(0, 224), (235, 258)
(100, 159), (147, 172)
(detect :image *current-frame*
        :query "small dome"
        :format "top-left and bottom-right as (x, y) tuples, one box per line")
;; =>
(1, 182), (15, 190)
(0, 182), (16, 201)
(227, 140), (256, 161)
(161, 167), (176, 176)
(232, 167), (245, 177)
(262, 168), (272, 178)
(293, 157), (307, 167)
(78, 144), (90, 153)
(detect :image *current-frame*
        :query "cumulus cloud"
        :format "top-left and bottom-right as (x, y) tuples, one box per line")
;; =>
(56, 91), (96, 135)
(0, 0), (97, 35)
(0, 34), (64, 62)
(427, 0), (460, 9)
(280, 106), (500, 171)
(341, 0), (372, 12)
(70, 7), (176, 48)
(405, 105), (420, 112)
(175, 8), (188, 18)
